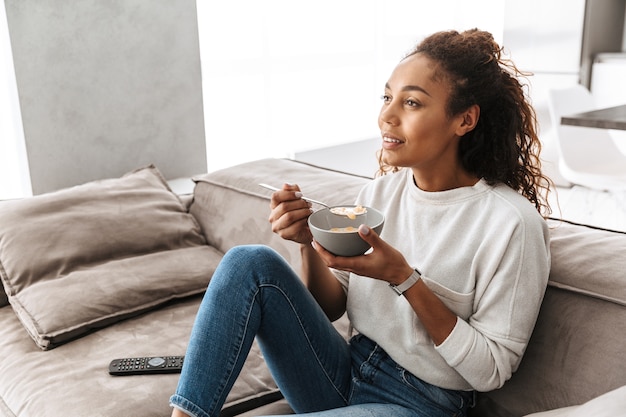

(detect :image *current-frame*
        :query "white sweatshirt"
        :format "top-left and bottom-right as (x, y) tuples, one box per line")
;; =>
(334, 169), (550, 392)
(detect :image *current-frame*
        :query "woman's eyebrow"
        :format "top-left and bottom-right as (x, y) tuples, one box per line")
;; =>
(385, 83), (431, 97)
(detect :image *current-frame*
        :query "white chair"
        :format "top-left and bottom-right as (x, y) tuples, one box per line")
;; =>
(547, 84), (626, 190)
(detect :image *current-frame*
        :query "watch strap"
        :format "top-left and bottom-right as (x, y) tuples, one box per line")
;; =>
(389, 268), (421, 296)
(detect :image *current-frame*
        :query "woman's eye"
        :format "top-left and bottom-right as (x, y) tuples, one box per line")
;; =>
(405, 99), (420, 107)
(380, 94), (391, 103)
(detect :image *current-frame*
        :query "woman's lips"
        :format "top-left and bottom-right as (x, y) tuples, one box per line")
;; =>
(382, 135), (404, 149)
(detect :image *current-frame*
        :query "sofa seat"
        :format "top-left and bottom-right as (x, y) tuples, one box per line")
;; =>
(0, 295), (285, 417)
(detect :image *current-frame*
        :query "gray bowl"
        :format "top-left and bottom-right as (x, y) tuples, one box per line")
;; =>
(308, 206), (385, 257)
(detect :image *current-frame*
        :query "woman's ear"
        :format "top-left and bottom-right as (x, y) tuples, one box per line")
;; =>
(455, 104), (480, 136)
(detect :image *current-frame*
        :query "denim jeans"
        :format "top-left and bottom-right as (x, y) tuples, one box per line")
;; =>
(170, 245), (474, 417)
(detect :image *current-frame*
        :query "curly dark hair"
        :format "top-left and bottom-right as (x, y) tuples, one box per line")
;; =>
(377, 29), (552, 216)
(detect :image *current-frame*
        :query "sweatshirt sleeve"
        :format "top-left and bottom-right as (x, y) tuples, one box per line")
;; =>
(434, 215), (550, 392)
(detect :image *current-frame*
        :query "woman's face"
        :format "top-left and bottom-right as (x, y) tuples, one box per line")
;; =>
(378, 53), (475, 190)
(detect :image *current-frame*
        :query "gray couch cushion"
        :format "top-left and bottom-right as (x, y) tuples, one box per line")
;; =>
(0, 296), (282, 417)
(547, 219), (626, 305)
(0, 165), (220, 350)
(523, 385), (626, 416)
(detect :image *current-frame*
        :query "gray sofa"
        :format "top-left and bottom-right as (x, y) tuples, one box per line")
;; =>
(0, 158), (624, 417)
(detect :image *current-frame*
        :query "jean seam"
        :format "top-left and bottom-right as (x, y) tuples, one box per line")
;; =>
(207, 286), (260, 415)
(259, 283), (349, 405)
(400, 369), (468, 416)
(357, 342), (380, 384)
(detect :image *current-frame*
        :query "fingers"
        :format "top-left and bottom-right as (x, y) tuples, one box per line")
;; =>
(273, 217), (312, 243)
(268, 183), (302, 210)
(267, 183), (314, 244)
(270, 207), (311, 234)
(358, 224), (372, 238)
(269, 199), (312, 222)
(312, 225), (409, 282)
(268, 183), (312, 221)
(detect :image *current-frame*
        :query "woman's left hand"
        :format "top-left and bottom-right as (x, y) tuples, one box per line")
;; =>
(312, 224), (414, 285)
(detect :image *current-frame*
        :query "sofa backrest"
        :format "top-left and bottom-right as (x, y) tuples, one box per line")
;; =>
(189, 158), (371, 272)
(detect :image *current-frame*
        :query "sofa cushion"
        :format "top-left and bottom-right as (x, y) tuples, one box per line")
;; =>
(547, 219), (626, 305)
(0, 165), (221, 350)
(523, 385), (626, 416)
(0, 296), (283, 417)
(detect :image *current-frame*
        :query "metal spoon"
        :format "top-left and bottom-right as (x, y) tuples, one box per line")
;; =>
(258, 183), (330, 208)
(258, 184), (366, 218)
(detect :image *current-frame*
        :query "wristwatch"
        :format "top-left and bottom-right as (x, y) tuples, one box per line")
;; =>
(389, 268), (422, 296)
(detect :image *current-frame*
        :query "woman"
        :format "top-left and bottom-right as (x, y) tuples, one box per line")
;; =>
(170, 29), (552, 417)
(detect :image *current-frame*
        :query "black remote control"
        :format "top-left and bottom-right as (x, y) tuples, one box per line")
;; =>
(108, 355), (184, 376)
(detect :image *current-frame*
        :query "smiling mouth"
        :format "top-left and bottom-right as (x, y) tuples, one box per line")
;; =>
(383, 135), (404, 144)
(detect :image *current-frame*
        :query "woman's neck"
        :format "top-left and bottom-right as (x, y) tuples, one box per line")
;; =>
(411, 168), (480, 192)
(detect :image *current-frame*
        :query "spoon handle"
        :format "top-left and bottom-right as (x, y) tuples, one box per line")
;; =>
(258, 183), (329, 208)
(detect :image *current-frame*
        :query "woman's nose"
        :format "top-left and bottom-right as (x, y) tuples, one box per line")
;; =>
(379, 104), (399, 126)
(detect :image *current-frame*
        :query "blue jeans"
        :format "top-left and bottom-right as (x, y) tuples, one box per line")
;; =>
(170, 245), (474, 417)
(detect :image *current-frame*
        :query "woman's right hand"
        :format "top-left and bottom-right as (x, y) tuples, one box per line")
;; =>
(267, 183), (314, 244)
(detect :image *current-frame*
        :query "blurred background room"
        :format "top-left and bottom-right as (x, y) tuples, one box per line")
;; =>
(1, 0), (625, 229)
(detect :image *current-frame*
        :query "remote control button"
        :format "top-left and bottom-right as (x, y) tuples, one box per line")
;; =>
(148, 357), (166, 367)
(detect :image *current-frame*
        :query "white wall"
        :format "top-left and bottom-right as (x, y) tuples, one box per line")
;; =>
(196, 0), (505, 173)
(0, 1), (30, 199)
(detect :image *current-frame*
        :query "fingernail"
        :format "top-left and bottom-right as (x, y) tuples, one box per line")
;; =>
(295, 192), (303, 198)
(359, 224), (370, 235)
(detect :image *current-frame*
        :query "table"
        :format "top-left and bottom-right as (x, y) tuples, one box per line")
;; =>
(560, 104), (626, 131)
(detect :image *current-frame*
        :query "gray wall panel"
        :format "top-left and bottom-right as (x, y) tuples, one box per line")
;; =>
(5, 0), (206, 194)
